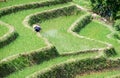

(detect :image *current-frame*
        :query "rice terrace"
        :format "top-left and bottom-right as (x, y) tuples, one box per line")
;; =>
(0, 0), (120, 78)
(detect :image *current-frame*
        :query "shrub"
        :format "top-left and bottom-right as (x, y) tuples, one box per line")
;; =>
(113, 32), (120, 40)
(114, 20), (120, 31)
(90, 0), (120, 20)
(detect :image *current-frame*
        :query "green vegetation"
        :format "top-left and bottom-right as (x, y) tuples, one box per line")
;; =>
(1, 0), (120, 78)
(0, 1), (103, 77)
(40, 14), (106, 53)
(79, 20), (120, 56)
(90, 0), (120, 20)
(76, 68), (120, 78)
(7, 53), (97, 78)
(0, 25), (8, 37)
(114, 19), (120, 31)
(0, 21), (19, 48)
(0, 4), (71, 60)
(28, 5), (78, 26)
(25, 56), (120, 78)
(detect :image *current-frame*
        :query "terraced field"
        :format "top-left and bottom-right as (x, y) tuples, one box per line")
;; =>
(0, 0), (120, 78)
(79, 20), (120, 57)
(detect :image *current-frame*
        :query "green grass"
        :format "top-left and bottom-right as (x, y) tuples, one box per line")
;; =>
(79, 20), (120, 57)
(0, 25), (8, 37)
(73, 0), (91, 9)
(0, 0), (47, 8)
(7, 52), (98, 78)
(76, 68), (120, 78)
(1, 0), (119, 78)
(0, 0), (106, 59)
(0, 4), (72, 60)
(40, 14), (107, 54)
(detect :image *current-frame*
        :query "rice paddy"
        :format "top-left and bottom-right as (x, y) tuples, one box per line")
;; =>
(0, 0), (120, 78)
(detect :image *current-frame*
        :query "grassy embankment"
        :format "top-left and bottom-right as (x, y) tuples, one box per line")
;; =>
(0, 25), (8, 37)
